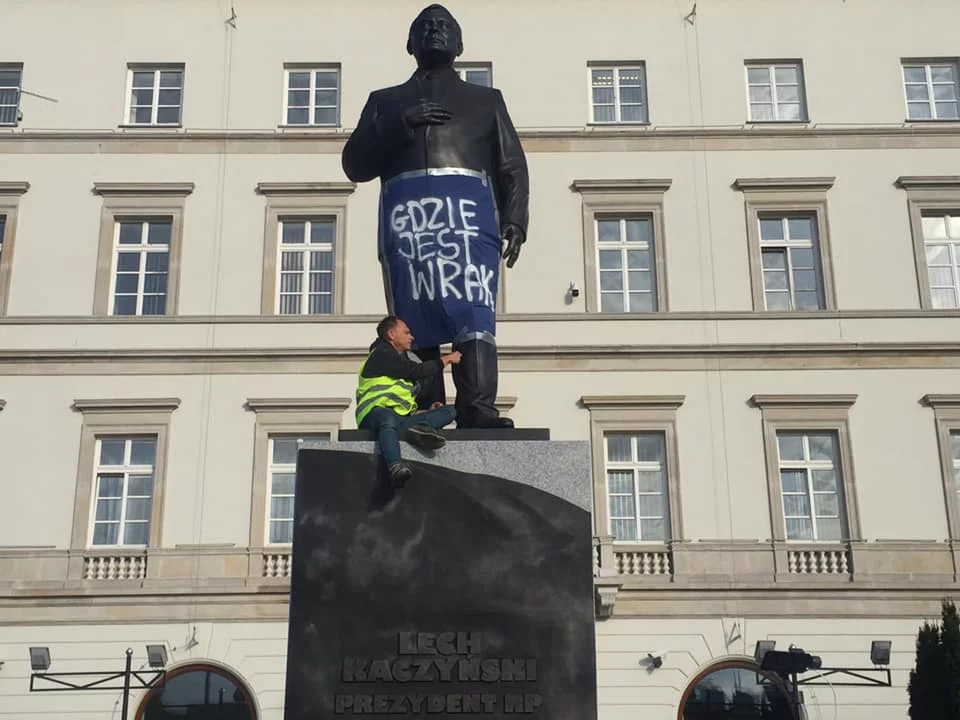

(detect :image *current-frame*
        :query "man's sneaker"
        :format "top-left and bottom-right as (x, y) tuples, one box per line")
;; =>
(388, 462), (412, 488)
(404, 425), (447, 451)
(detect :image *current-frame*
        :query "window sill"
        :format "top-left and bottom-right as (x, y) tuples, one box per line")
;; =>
(277, 124), (343, 131)
(745, 120), (810, 126)
(117, 124), (184, 131)
(585, 122), (652, 129)
(903, 118), (960, 125)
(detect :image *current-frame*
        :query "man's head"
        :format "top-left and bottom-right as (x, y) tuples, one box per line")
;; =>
(406, 4), (463, 69)
(377, 315), (414, 352)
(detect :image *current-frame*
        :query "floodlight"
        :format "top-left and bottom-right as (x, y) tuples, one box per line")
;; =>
(761, 647), (821, 674)
(145, 644), (168, 668)
(28, 647), (50, 672)
(754, 640), (776, 665)
(870, 640), (892, 666)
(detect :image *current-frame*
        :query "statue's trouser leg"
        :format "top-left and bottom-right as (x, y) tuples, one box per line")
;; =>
(412, 346), (446, 407)
(452, 336), (513, 429)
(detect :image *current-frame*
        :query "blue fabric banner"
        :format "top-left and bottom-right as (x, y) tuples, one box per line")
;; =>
(379, 168), (500, 349)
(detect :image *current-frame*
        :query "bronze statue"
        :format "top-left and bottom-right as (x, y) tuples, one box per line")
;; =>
(342, 3), (529, 430)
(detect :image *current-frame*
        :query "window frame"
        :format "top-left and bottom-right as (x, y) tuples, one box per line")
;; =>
(581, 395), (685, 544)
(0, 62), (23, 127)
(901, 58), (960, 123)
(743, 59), (808, 123)
(281, 63), (341, 128)
(586, 62), (649, 125)
(245, 397), (350, 557)
(751, 394), (861, 544)
(896, 176), (960, 310)
(454, 62), (493, 87)
(572, 179), (671, 313)
(0, 181), (29, 315)
(255, 182), (354, 316)
(92, 183), (193, 316)
(274, 217), (337, 315)
(68, 398), (179, 578)
(123, 63), (185, 128)
(734, 177), (837, 312)
(923, 394), (960, 540)
(89, 435), (160, 548)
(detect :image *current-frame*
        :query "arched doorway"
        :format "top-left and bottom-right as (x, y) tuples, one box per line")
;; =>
(678, 660), (797, 719)
(136, 662), (258, 720)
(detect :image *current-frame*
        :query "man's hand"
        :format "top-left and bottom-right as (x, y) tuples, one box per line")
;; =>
(441, 351), (462, 366)
(501, 224), (525, 268)
(402, 100), (452, 128)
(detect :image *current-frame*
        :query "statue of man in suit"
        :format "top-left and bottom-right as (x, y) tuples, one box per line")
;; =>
(342, 3), (529, 430)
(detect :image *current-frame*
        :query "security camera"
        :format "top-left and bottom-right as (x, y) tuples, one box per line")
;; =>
(568, 282), (580, 298)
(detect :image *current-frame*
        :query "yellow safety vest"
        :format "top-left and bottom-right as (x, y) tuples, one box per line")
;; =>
(355, 352), (418, 426)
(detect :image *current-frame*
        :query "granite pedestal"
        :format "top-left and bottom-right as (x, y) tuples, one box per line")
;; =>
(282, 435), (597, 720)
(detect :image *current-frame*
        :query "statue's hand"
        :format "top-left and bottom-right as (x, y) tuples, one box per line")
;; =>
(501, 224), (525, 269)
(402, 101), (452, 128)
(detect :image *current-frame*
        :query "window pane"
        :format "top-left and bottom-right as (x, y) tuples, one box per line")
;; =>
(123, 522), (150, 545)
(807, 434), (836, 462)
(271, 497), (295, 520)
(814, 494), (839, 517)
(272, 472), (296, 496)
(774, 66), (798, 84)
(635, 470), (664, 493)
(158, 89), (181, 106)
(610, 518), (637, 541)
(315, 89), (338, 106)
(793, 270), (819, 292)
(591, 69), (614, 86)
(639, 518), (665, 541)
(607, 470), (634, 496)
(637, 495), (664, 518)
(778, 85), (800, 103)
(92, 523), (119, 545)
(908, 102), (933, 120)
(99, 439), (126, 465)
(787, 217), (813, 240)
(608, 494), (635, 519)
(597, 220), (620, 243)
(95, 499), (121, 521)
(811, 469), (837, 492)
(599, 271), (623, 291)
(288, 71), (310, 89)
(624, 218), (651, 243)
(763, 269), (788, 290)
(606, 435), (631, 462)
(310, 221), (335, 244)
(759, 218), (784, 241)
(600, 293), (624, 312)
(128, 474), (154, 496)
(156, 107), (181, 124)
(905, 84), (930, 101)
(780, 469), (806, 494)
(159, 71), (182, 88)
(761, 249), (786, 269)
(315, 107), (338, 125)
(114, 273), (139, 294)
(282, 222), (306, 244)
(746, 67), (769, 84)
(635, 434), (664, 462)
(777, 433), (804, 461)
(785, 518), (813, 540)
(272, 437), (301, 464)
(270, 521), (294, 544)
(783, 494), (811, 517)
(113, 296), (138, 315)
(902, 66), (926, 83)
(628, 270), (652, 292)
(749, 85), (772, 103)
(931, 65), (957, 83)
(627, 250), (650, 270)
(620, 105), (646, 122)
(952, 432), (960, 462)
(118, 222), (143, 244)
(817, 517), (842, 541)
(287, 108), (310, 125)
(130, 438), (157, 465)
(126, 497), (152, 522)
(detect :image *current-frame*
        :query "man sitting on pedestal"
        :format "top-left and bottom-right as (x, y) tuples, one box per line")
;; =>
(356, 315), (461, 486)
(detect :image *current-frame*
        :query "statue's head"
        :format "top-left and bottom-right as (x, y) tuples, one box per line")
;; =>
(406, 4), (463, 69)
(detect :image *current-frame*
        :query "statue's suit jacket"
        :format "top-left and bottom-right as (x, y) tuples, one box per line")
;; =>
(341, 67), (530, 237)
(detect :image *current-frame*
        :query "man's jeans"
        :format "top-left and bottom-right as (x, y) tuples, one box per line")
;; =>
(359, 405), (457, 467)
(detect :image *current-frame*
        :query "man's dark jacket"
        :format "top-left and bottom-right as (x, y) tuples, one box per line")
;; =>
(341, 67), (529, 236)
(360, 339), (440, 407)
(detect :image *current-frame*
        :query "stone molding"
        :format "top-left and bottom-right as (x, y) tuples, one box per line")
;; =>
(254, 181), (355, 196)
(749, 393), (857, 408)
(733, 177), (836, 193)
(0, 181), (30, 195)
(244, 397), (352, 413)
(91, 182), (195, 197)
(581, 395), (685, 410)
(895, 175), (960, 191)
(72, 397), (182, 413)
(570, 178), (672, 194)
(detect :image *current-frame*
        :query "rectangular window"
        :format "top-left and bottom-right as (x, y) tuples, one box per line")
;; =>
(952, 431), (960, 501)
(455, 64), (492, 87)
(605, 432), (669, 542)
(284, 66), (340, 126)
(758, 213), (824, 310)
(596, 215), (658, 312)
(902, 61), (960, 121)
(91, 436), (157, 547)
(126, 66), (183, 126)
(267, 434), (328, 544)
(277, 218), (335, 315)
(776, 431), (846, 541)
(110, 218), (171, 316)
(0, 215), (5, 266)
(745, 62), (806, 122)
(589, 65), (647, 124)
(921, 211), (960, 308)
(0, 64), (22, 126)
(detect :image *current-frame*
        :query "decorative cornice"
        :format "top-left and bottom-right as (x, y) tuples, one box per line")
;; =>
(571, 178), (672, 194)
(244, 397), (352, 413)
(72, 398), (181, 413)
(580, 395), (685, 410)
(896, 176), (960, 191)
(922, 394), (960, 408)
(255, 182), (356, 196)
(0, 182), (29, 196)
(92, 182), (195, 197)
(749, 393), (857, 408)
(733, 177), (836, 193)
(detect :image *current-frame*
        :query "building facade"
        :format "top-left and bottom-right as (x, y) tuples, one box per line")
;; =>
(2, 0), (960, 717)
